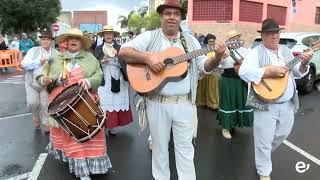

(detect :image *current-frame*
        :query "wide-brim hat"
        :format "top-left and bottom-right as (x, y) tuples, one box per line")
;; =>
(39, 31), (54, 40)
(156, 0), (185, 14)
(97, 25), (119, 36)
(257, 18), (285, 33)
(56, 28), (92, 49)
(227, 30), (241, 40)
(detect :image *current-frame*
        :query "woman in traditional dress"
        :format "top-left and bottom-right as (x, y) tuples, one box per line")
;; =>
(216, 30), (254, 139)
(196, 33), (220, 110)
(94, 25), (133, 136)
(37, 28), (112, 180)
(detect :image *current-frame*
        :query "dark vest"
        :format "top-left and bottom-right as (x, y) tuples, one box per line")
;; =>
(93, 42), (128, 86)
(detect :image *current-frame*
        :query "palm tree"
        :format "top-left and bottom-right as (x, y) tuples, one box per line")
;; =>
(180, 0), (188, 20)
(117, 11), (135, 31)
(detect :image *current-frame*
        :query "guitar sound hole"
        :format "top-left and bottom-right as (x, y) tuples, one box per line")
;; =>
(163, 58), (174, 65)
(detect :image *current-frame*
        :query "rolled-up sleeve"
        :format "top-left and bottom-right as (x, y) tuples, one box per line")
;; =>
(239, 49), (265, 84)
(189, 36), (212, 74)
(292, 61), (310, 79)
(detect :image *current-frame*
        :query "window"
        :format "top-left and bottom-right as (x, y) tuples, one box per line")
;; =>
(193, 0), (233, 21)
(315, 7), (320, 24)
(267, 5), (287, 25)
(239, 0), (263, 23)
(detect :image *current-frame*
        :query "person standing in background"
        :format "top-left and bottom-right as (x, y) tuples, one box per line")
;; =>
(19, 32), (34, 56)
(216, 30), (254, 139)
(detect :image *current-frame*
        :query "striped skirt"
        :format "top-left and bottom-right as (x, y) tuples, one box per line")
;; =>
(216, 76), (254, 129)
(48, 128), (112, 177)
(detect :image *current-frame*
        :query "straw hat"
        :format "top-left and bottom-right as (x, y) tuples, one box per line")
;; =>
(227, 30), (241, 40)
(156, 0), (184, 14)
(56, 28), (92, 49)
(97, 25), (119, 36)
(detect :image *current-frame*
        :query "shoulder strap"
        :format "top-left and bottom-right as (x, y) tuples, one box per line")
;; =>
(179, 28), (189, 53)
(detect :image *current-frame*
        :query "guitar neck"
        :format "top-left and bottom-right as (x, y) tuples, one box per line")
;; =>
(173, 46), (214, 64)
(285, 46), (315, 70)
(285, 56), (302, 70)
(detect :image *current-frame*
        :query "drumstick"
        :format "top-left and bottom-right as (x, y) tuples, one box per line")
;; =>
(62, 59), (67, 80)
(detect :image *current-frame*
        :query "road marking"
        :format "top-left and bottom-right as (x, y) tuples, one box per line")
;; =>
(0, 113), (31, 120)
(0, 75), (25, 85)
(284, 140), (320, 166)
(5, 172), (30, 180)
(27, 153), (48, 180)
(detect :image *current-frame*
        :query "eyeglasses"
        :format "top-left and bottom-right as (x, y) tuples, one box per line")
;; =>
(264, 31), (280, 36)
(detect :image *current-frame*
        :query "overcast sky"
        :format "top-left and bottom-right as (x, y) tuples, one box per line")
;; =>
(60, 0), (147, 31)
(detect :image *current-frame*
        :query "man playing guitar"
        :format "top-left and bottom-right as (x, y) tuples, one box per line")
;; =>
(238, 18), (313, 180)
(119, 0), (226, 179)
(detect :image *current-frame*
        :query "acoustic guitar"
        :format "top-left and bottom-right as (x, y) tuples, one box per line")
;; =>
(252, 41), (320, 101)
(127, 40), (243, 93)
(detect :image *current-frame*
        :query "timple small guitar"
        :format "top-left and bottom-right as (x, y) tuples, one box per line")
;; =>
(126, 39), (244, 93)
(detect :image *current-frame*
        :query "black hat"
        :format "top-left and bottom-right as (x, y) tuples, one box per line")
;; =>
(39, 31), (54, 39)
(257, 18), (285, 33)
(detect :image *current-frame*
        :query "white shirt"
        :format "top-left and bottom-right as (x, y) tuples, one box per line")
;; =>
(9, 41), (19, 50)
(121, 29), (208, 96)
(220, 47), (248, 69)
(22, 47), (53, 76)
(239, 46), (309, 103)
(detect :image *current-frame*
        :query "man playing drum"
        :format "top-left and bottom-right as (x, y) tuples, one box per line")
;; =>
(37, 28), (112, 180)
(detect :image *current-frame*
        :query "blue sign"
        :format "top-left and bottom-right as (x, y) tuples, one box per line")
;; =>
(79, 24), (102, 34)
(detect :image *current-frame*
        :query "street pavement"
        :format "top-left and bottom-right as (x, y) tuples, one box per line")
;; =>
(0, 69), (319, 180)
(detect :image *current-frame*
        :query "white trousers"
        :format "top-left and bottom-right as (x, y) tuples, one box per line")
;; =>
(25, 82), (49, 125)
(146, 100), (196, 180)
(254, 102), (294, 176)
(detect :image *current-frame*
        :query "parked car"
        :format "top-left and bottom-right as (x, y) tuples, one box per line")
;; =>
(250, 32), (320, 93)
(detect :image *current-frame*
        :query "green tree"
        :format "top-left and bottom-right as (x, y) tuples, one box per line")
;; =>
(0, 0), (61, 34)
(180, 0), (188, 20)
(117, 10), (135, 31)
(128, 12), (143, 33)
(143, 11), (160, 30)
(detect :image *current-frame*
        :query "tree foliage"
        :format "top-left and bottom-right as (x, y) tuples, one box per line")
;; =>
(180, 0), (188, 20)
(117, 10), (135, 31)
(143, 11), (160, 30)
(128, 12), (144, 33)
(0, 0), (61, 34)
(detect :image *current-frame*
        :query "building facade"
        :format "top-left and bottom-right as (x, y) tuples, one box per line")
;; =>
(57, 10), (108, 34)
(148, 0), (164, 14)
(187, 0), (320, 46)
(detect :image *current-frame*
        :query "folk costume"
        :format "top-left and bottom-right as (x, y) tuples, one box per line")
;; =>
(196, 34), (220, 109)
(94, 25), (132, 135)
(120, 1), (215, 179)
(37, 29), (112, 179)
(216, 30), (254, 139)
(239, 19), (311, 180)
(22, 31), (58, 131)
